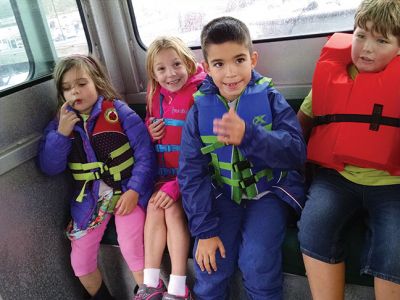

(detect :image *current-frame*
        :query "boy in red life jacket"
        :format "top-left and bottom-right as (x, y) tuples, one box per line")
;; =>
(135, 37), (206, 300)
(39, 55), (157, 299)
(297, 0), (400, 298)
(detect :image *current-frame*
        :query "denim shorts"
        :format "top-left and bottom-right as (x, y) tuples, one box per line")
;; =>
(298, 168), (400, 284)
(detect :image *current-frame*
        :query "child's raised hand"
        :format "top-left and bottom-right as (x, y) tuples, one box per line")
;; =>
(195, 237), (226, 274)
(57, 101), (80, 137)
(213, 108), (245, 145)
(148, 118), (165, 140)
(115, 189), (139, 215)
(150, 190), (175, 209)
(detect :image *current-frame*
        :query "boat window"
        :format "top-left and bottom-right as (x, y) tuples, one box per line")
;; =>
(0, 0), (88, 92)
(131, 0), (362, 48)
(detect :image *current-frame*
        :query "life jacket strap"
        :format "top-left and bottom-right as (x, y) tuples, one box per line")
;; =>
(155, 144), (181, 153)
(109, 142), (131, 159)
(68, 142), (135, 202)
(314, 112), (400, 131)
(200, 135), (225, 154)
(158, 167), (178, 176)
(163, 118), (185, 127)
(68, 161), (104, 171)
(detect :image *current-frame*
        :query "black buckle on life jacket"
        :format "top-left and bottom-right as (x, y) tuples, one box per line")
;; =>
(370, 104), (383, 131)
(239, 175), (258, 189)
(233, 160), (252, 172)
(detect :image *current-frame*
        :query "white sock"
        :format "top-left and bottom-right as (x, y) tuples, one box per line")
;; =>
(168, 274), (187, 297)
(143, 268), (160, 288)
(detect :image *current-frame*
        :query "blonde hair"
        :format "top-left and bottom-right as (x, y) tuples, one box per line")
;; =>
(355, 0), (400, 43)
(145, 36), (197, 114)
(53, 54), (120, 109)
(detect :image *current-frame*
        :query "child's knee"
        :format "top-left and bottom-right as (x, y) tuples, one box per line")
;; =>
(146, 202), (166, 217)
(70, 250), (98, 277)
(164, 202), (185, 221)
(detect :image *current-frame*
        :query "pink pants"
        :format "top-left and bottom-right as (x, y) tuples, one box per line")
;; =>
(70, 206), (145, 277)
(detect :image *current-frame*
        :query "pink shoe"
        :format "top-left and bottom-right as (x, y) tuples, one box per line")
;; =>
(161, 286), (193, 300)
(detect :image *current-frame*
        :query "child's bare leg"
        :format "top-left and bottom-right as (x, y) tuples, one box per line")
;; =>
(375, 277), (400, 300)
(144, 201), (167, 269)
(303, 254), (345, 300)
(165, 201), (190, 276)
(79, 268), (102, 296)
(132, 270), (144, 285)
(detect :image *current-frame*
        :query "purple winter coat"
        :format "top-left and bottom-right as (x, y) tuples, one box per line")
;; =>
(38, 96), (157, 229)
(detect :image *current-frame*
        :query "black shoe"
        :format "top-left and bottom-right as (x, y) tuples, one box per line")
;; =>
(91, 281), (115, 300)
(134, 284), (139, 294)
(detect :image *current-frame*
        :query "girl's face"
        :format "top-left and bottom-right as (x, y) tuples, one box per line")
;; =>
(152, 48), (189, 93)
(352, 21), (400, 73)
(61, 66), (99, 114)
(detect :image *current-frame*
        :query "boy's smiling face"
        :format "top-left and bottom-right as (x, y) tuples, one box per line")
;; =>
(352, 21), (400, 73)
(203, 41), (258, 101)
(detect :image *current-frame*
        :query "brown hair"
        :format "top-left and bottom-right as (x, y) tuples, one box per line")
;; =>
(355, 0), (400, 44)
(53, 54), (120, 109)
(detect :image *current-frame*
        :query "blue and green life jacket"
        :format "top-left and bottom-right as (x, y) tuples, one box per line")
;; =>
(196, 77), (285, 204)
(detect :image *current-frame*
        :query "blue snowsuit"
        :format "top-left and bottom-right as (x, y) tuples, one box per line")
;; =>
(178, 71), (306, 300)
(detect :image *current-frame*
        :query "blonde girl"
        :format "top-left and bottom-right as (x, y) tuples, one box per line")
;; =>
(135, 37), (206, 300)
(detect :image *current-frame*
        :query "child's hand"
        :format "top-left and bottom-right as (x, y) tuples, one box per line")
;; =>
(57, 101), (80, 136)
(148, 118), (165, 140)
(213, 108), (245, 145)
(195, 237), (226, 274)
(150, 190), (175, 209)
(115, 189), (139, 215)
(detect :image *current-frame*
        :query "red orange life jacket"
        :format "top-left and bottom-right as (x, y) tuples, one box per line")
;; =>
(308, 33), (400, 175)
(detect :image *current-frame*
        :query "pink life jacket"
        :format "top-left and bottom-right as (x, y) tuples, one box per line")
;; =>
(147, 64), (206, 176)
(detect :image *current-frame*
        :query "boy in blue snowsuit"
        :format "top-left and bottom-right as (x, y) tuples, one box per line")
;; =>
(177, 17), (306, 300)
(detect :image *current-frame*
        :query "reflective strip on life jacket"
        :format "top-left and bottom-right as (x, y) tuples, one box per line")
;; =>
(68, 142), (135, 202)
(163, 118), (185, 127)
(201, 135), (277, 203)
(155, 144), (181, 153)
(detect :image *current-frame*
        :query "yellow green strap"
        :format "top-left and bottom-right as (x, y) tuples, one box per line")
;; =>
(75, 179), (92, 202)
(109, 142), (131, 159)
(68, 143), (130, 172)
(68, 161), (104, 171)
(200, 135), (226, 154)
(71, 171), (101, 181)
(108, 157), (135, 181)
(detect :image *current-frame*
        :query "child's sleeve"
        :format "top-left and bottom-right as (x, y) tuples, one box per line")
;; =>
(159, 178), (180, 201)
(38, 119), (72, 175)
(298, 90), (314, 142)
(116, 101), (157, 196)
(177, 105), (220, 239)
(299, 90), (313, 118)
(238, 88), (307, 170)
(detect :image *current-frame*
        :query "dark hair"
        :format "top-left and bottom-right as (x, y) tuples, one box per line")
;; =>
(201, 16), (253, 62)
